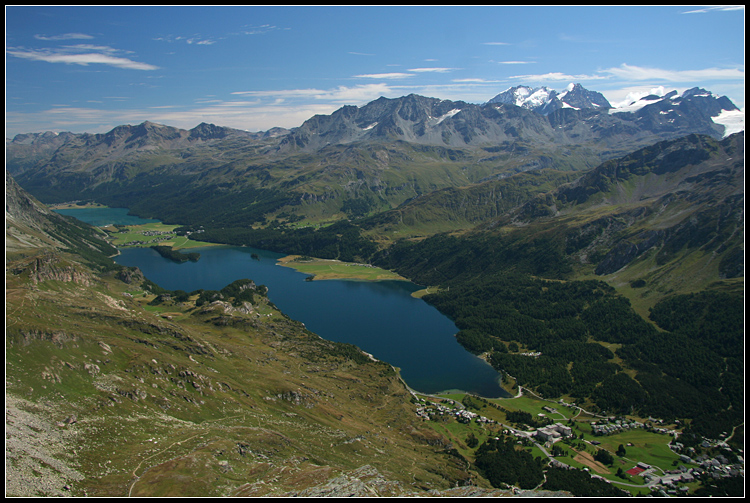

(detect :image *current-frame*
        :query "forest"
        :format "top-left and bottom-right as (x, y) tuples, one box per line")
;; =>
(371, 231), (743, 438)
(474, 437), (545, 490)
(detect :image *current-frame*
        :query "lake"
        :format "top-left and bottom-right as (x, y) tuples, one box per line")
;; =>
(59, 207), (509, 398)
(54, 207), (160, 226)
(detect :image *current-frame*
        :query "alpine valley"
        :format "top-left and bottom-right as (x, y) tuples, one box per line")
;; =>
(5, 84), (745, 497)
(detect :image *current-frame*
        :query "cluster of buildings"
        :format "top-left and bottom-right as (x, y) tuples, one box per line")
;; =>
(414, 399), (496, 425)
(121, 235), (173, 246)
(141, 230), (172, 236)
(589, 418), (676, 436)
(534, 422), (573, 442)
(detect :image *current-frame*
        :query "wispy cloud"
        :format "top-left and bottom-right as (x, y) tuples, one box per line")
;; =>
(7, 46), (159, 70)
(603, 63), (744, 82)
(8, 43), (159, 70)
(452, 78), (503, 83)
(407, 67), (459, 73)
(497, 61), (534, 65)
(232, 83), (393, 104)
(352, 72), (413, 79)
(483, 42), (510, 46)
(154, 35), (218, 45)
(682, 5), (744, 14)
(509, 71), (607, 82)
(34, 33), (94, 41)
(349, 52), (375, 56)
(509, 64), (744, 85)
(241, 24), (285, 35)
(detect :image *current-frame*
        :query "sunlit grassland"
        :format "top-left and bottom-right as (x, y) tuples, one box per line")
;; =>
(575, 423), (683, 472)
(6, 257), (473, 496)
(104, 222), (219, 250)
(277, 255), (407, 282)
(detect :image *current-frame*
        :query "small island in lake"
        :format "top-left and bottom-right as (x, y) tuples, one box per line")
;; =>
(150, 245), (201, 263)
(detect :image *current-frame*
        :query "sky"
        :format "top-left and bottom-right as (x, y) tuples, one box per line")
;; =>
(5, 5), (745, 137)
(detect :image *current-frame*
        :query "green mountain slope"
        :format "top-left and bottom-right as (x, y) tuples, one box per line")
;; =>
(368, 133), (744, 438)
(6, 176), (500, 497)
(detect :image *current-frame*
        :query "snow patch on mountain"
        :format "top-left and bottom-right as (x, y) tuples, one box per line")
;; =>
(487, 86), (555, 109)
(609, 96), (665, 114)
(433, 108), (462, 124)
(712, 109), (745, 138)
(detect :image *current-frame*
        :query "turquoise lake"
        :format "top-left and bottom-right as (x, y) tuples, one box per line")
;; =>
(57, 207), (509, 398)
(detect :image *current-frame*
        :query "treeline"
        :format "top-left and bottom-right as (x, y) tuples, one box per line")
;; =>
(150, 245), (200, 263)
(370, 230), (743, 437)
(474, 437), (544, 490)
(197, 220), (377, 263)
(542, 467), (628, 496)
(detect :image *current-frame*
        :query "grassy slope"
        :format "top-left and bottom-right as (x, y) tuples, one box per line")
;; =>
(6, 247), (477, 496)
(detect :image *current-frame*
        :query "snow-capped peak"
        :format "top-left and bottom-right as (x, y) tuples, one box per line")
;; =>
(487, 85), (555, 109)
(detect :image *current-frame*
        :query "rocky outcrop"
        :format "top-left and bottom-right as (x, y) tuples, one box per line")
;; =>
(26, 254), (93, 286)
(595, 230), (663, 275)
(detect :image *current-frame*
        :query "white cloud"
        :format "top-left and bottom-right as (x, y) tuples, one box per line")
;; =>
(483, 42), (510, 45)
(497, 61), (534, 65)
(452, 78), (503, 83)
(407, 67), (458, 73)
(232, 83), (393, 104)
(352, 72), (413, 79)
(34, 33), (94, 41)
(509, 71), (607, 82)
(241, 24), (284, 35)
(604, 63), (744, 82)
(682, 5), (744, 14)
(7, 46), (159, 71)
(605, 85), (675, 109)
(154, 34), (218, 45)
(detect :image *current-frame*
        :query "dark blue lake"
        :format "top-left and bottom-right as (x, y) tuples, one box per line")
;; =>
(54, 207), (160, 226)
(62, 208), (508, 398)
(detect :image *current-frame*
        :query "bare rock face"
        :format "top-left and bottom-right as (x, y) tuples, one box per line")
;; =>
(28, 254), (93, 286)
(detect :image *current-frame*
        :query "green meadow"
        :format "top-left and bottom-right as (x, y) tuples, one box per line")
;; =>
(104, 222), (217, 250)
(277, 255), (407, 282)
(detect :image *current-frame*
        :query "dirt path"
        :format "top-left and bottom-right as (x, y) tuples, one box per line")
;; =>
(571, 449), (610, 474)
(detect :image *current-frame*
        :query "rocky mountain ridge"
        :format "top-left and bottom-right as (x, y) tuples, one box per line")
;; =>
(485, 83), (612, 115)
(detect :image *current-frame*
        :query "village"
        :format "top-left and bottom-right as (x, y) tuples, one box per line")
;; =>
(412, 394), (744, 496)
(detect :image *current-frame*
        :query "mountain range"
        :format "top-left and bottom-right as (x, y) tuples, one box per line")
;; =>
(6, 84), (742, 226)
(5, 83), (745, 496)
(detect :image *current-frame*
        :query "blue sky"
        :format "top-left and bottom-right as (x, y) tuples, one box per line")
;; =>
(6, 5), (745, 136)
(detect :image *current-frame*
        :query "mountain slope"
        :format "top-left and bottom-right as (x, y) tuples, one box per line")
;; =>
(7, 86), (740, 231)
(367, 133), (743, 438)
(6, 176), (507, 497)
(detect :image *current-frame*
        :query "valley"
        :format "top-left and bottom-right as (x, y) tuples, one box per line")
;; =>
(6, 83), (744, 497)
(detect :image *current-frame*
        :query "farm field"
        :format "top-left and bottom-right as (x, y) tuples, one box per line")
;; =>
(104, 222), (217, 250)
